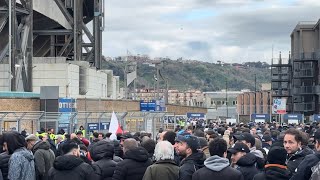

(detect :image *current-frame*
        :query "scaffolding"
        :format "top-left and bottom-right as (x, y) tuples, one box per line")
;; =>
(0, 0), (105, 92)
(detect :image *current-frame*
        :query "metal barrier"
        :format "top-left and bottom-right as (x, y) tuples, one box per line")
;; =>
(0, 111), (179, 138)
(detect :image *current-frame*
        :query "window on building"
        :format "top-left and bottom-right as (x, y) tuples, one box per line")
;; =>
(211, 100), (214, 105)
(216, 101), (222, 106)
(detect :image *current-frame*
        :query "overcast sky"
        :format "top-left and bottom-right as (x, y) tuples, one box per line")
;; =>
(101, 0), (320, 63)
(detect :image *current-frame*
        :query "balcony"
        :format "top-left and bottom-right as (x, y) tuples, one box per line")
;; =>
(294, 103), (315, 112)
(272, 90), (291, 97)
(292, 52), (320, 61)
(293, 69), (314, 78)
(293, 86), (315, 95)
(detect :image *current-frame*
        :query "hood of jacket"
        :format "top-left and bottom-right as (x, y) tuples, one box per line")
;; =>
(53, 155), (84, 170)
(14, 147), (34, 162)
(265, 165), (290, 180)
(250, 147), (264, 159)
(124, 146), (149, 162)
(32, 141), (50, 152)
(89, 140), (114, 161)
(181, 151), (206, 168)
(204, 155), (230, 171)
(237, 152), (257, 167)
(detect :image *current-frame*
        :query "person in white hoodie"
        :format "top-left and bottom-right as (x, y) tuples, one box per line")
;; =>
(192, 138), (244, 180)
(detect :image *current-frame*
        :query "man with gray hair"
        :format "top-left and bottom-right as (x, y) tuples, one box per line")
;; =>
(143, 141), (179, 180)
(113, 138), (152, 180)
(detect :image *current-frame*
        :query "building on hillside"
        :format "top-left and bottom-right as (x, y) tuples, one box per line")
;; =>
(133, 89), (205, 107)
(272, 20), (320, 120)
(204, 90), (249, 120)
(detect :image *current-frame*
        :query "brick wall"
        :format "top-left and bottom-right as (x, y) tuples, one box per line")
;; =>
(77, 99), (140, 112)
(0, 98), (40, 111)
(77, 99), (207, 114)
(166, 104), (207, 115)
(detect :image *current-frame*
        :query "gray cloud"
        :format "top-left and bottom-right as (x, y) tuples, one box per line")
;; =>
(101, 0), (320, 63)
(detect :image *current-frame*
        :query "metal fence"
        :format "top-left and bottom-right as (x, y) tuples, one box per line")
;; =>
(0, 111), (181, 139)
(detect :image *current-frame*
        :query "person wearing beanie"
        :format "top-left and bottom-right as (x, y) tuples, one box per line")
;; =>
(198, 137), (210, 158)
(253, 146), (290, 180)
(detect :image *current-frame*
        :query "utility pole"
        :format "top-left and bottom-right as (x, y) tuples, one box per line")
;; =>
(226, 78), (228, 118)
(254, 74), (257, 114)
(156, 65), (160, 100)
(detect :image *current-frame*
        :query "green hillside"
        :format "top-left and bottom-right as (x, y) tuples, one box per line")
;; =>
(102, 60), (271, 91)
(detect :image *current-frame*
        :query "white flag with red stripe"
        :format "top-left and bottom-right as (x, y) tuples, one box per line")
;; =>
(109, 111), (123, 140)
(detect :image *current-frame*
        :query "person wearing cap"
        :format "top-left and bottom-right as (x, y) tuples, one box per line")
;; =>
(176, 135), (205, 180)
(229, 142), (259, 180)
(235, 132), (264, 159)
(192, 138), (244, 180)
(290, 129), (320, 180)
(253, 146), (290, 180)
(262, 134), (272, 154)
(229, 142), (250, 167)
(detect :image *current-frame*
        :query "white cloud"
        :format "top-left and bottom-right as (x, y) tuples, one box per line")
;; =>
(101, 0), (320, 63)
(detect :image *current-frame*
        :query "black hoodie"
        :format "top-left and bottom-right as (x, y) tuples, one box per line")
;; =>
(253, 164), (290, 180)
(236, 153), (260, 180)
(48, 155), (98, 180)
(179, 151), (206, 180)
(112, 147), (152, 180)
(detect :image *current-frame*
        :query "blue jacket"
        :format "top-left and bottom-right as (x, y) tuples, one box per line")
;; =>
(8, 147), (35, 180)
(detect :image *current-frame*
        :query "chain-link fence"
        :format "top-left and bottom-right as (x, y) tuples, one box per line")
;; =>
(0, 111), (182, 139)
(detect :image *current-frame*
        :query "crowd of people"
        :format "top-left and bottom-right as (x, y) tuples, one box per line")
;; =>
(0, 121), (320, 180)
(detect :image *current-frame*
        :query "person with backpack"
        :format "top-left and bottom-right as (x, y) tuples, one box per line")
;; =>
(290, 129), (320, 180)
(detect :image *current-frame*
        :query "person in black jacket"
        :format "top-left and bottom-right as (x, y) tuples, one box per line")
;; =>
(192, 138), (243, 180)
(90, 140), (117, 180)
(0, 135), (10, 180)
(236, 153), (260, 180)
(229, 142), (259, 180)
(283, 128), (308, 177)
(112, 138), (152, 180)
(290, 129), (320, 180)
(0, 152), (10, 180)
(176, 135), (205, 180)
(253, 146), (290, 180)
(48, 140), (98, 180)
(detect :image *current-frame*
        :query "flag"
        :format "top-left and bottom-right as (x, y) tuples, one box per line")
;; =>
(109, 111), (123, 140)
